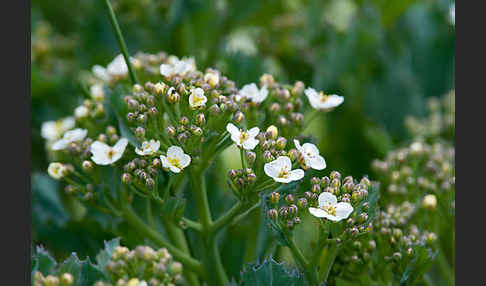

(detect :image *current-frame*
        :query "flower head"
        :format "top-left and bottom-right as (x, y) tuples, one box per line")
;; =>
(92, 65), (110, 82)
(48, 162), (67, 180)
(160, 146), (191, 173)
(107, 54), (129, 77)
(52, 128), (88, 150)
(226, 123), (260, 150)
(90, 84), (105, 101)
(264, 156), (305, 183)
(74, 105), (89, 118)
(304, 88), (343, 111)
(160, 56), (196, 78)
(294, 139), (326, 170)
(237, 83), (268, 103)
(309, 192), (353, 221)
(204, 71), (219, 87)
(41, 117), (75, 141)
(90, 138), (128, 165)
(135, 139), (161, 156)
(189, 88), (207, 108)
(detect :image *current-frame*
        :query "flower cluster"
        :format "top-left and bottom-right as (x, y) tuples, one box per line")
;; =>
(33, 271), (74, 286)
(95, 245), (183, 286)
(405, 90), (455, 143)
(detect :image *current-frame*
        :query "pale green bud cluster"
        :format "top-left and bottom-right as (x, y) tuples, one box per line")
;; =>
(33, 271), (74, 286)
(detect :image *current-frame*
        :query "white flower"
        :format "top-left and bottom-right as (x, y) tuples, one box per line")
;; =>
(139, 281), (148, 286)
(264, 156), (305, 183)
(48, 162), (67, 180)
(204, 71), (219, 87)
(135, 139), (161, 156)
(160, 56), (196, 78)
(160, 146), (191, 173)
(294, 139), (326, 170)
(74, 105), (89, 118)
(304, 88), (344, 111)
(189, 88), (207, 108)
(92, 65), (110, 82)
(422, 194), (437, 209)
(107, 54), (130, 77)
(226, 123), (260, 150)
(52, 128), (88, 151)
(237, 83), (268, 103)
(90, 138), (128, 165)
(308, 192), (353, 221)
(90, 84), (105, 101)
(41, 117), (75, 141)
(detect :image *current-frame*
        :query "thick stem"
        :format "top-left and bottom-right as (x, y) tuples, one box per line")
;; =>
(163, 218), (201, 286)
(103, 0), (139, 84)
(121, 205), (204, 276)
(318, 243), (340, 283)
(437, 250), (454, 286)
(190, 170), (229, 286)
(211, 201), (244, 233)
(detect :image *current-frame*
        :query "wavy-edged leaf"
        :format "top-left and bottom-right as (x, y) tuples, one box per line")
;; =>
(95, 238), (121, 272)
(238, 257), (308, 286)
(32, 246), (57, 275)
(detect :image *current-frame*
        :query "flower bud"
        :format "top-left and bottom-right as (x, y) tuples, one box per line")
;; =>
(191, 126), (203, 136)
(269, 103), (281, 113)
(297, 198), (308, 209)
(126, 112), (137, 122)
(82, 160), (93, 172)
(311, 184), (321, 194)
(276, 137), (287, 150)
(234, 111), (244, 123)
(122, 173), (132, 184)
(209, 104), (220, 115)
(44, 275), (60, 286)
(360, 177), (371, 188)
(330, 171), (341, 181)
(357, 213), (368, 224)
(270, 192), (280, 204)
(247, 173), (257, 184)
(137, 113), (147, 124)
(135, 127), (146, 138)
(265, 125), (278, 140)
(286, 220), (295, 230)
(60, 273), (73, 286)
(288, 204), (298, 217)
(268, 209), (278, 220)
(263, 151), (274, 163)
(153, 82), (167, 95)
(169, 262), (183, 276)
(285, 194), (295, 204)
(166, 126), (176, 137)
(293, 217), (301, 225)
(292, 81), (305, 96)
(138, 103), (147, 113)
(228, 169), (238, 179)
(245, 151), (256, 165)
(179, 116), (189, 126)
(278, 115), (288, 126)
(177, 132), (189, 144)
(279, 206), (288, 219)
(196, 113), (206, 126)
(152, 158), (161, 168)
(288, 149), (298, 161)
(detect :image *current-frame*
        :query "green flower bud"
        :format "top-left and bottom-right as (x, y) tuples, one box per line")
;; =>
(138, 103), (147, 113)
(196, 113), (206, 126)
(285, 194), (295, 204)
(330, 171), (341, 181)
(209, 104), (220, 115)
(60, 273), (74, 286)
(278, 115), (288, 126)
(126, 112), (137, 122)
(276, 137), (287, 150)
(234, 111), (244, 123)
(268, 209), (278, 220)
(288, 149), (298, 161)
(265, 125), (278, 140)
(269, 103), (281, 113)
(263, 151), (274, 163)
(270, 192), (280, 204)
(169, 262), (183, 275)
(246, 151), (256, 165)
(148, 107), (158, 116)
(320, 176), (330, 188)
(179, 116), (189, 126)
(137, 113), (147, 124)
(122, 173), (131, 184)
(297, 198), (308, 209)
(82, 160), (93, 172)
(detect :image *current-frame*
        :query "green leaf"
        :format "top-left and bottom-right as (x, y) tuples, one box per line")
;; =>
(399, 246), (437, 286)
(107, 84), (140, 148)
(56, 253), (106, 286)
(31, 172), (69, 226)
(32, 246), (57, 275)
(238, 257), (308, 286)
(95, 238), (121, 272)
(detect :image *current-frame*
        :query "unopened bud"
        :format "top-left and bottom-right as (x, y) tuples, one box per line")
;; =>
(122, 173), (132, 184)
(135, 127), (146, 138)
(60, 273), (73, 286)
(196, 113), (206, 126)
(297, 198), (308, 209)
(234, 111), (244, 123)
(246, 151), (256, 165)
(268, 209), (278, 220)
(166, 126), (176, 137)
(288, 149), (298, 161)
(265, 125), (278, 139)
(270, 192), (280, 204)
(263, 151), (274, 163)
(209, 104), (220, 115)
(276, 137), (287, 150)
(82, 160), (93, 172)
(285, 194), (295, 204)
(422, 194), (437, 210)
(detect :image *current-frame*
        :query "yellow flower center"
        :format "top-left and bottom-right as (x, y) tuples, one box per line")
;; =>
(192, 95), (204, 106)
(239, 130), (249, 142)
(319, 92), (329, 103)
(278, 167), (290, 178)
(322, 203), (336, 216)
(168, 156), (182, 169)
(107, 149), (115, 159)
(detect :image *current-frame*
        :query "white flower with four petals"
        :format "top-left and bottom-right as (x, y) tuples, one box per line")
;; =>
(264, 156), (305, 183)
(237, 83), (268, 103)
(52, 128), (88, 151)
(226, 123), (260, 150)
(294, 139), (327, 170)
(90, 138), (129, 165)
(47, 162), (67, 180)
(41, 117), (75, 141)
(189, 87), (208, 108)
(304, 88), (344, 111)
(160, 146), (191, 173)
(135, 139), (161, 156)
(308, 192), (353, 221)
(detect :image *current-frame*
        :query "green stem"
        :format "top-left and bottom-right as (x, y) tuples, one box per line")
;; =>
(437, 250), (454, 285)
(121, 205), (204, 276)
(182, 217), (202, 232)
(162, 218), (201, 286)
(318, 242), (340, 283)
(190, 169), (229, 286)
(240, 148), (247, 169)
(211, 201), (244, 233)
(284, 231), (316, 285)
(103, 0), (138, 84)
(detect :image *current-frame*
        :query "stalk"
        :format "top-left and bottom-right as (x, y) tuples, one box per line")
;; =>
(103, 0), (138, 84)
(318, 243), (340, 283)
(190, 169), (229, 286)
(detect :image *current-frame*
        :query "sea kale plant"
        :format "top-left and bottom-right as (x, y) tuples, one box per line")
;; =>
(33, 2), (454, 285)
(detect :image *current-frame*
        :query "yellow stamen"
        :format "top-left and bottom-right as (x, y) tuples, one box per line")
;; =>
(168, 156), (182, 169)
(319, 92), (329, 103)
(192, 95), (204, 106)
(322, 203), (336, 216)
(278, 167), (290, 178)
(239, 130), (249, 142)
(107, 149), (115, 159)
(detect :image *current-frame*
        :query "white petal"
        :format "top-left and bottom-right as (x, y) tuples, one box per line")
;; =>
(226, 123), (239, 136)
(293, 139), (302, 151)
(179, 154), (191, 169)
(264, 161), (280, 178)
(289, 169), (305, 181)
(274, 176), (292, 183)
(302, 143), (319, 156)
(135, 147), (144, 156)
(318, 192), (337, 208)
(167, 145), (184, 157)
(275, 156), (292, 169)
(335, 202), (354, 220)
(90, 141), (110, 154)
(160, 64), (173, 77)
(160, 155), (170, 168)
(169, 165), (181, 173)
(309, 155), (327, 170)
(242, 138), (259, 150)
(308, 207), (327, 218)
(51, 139), (69, 151)
(114, 138), (129, 153)
(248, 127), (260, 137)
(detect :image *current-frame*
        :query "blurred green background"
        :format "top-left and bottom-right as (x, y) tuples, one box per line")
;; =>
(31, 0), (455, 272)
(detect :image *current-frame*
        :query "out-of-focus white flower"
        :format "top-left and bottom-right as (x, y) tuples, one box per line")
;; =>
(48, 162), (67, 180)
(52, 128), (88, 151)
(41, 117), (75, 141)
(449, 3), (455, 26)
(294, 139), (326, 170)
(107, 54), (130, 77)
(410, 141), (425, 154)
(139, 281), (148, 286)
(135, 139), (161, 156)
(225, 30), (258, 56)
(160, 146), (191, 173)
(204, 71), (220, 87)
(90, 138), (128, 165)
(92, 65), (110, 82)
(237, 83), (268, 103)
(74, 105), (89, 119)
(90, 84), (105, 101)
(264, 156), (305, 183)
(324, 0), (357, 32)
(308, 192), (353, 221)
(304, 88), (343, 111)
(422, 194), (437, 210)
(160, 56), (196, 78)
(226, 123), (260, 150)
(189, 88), (207, 108)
